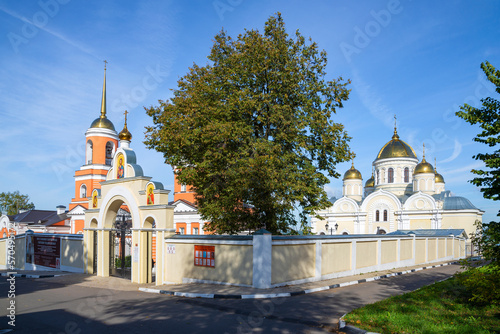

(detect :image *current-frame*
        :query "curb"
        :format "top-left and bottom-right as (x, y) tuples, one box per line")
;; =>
(1, 272), (62, 279)
(139, 261), (458, 299)
(339, 314), (380, 334)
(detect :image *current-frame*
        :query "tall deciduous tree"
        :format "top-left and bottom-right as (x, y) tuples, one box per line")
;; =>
(145, 13), (352, 234)
(457, 61), (500, 263)
(0, 191), (35, 216)
(456, 61), (500, 210)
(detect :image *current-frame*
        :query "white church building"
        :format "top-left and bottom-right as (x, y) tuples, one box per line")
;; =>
(311, 126), (484, 238)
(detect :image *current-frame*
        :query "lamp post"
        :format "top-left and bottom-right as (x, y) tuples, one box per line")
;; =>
(325, 222), (339, 235)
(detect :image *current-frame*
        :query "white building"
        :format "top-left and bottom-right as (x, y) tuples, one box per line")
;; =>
(311, 126), (483, 237)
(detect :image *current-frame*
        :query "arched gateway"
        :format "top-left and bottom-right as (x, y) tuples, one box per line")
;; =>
(83, 115), (175, 284)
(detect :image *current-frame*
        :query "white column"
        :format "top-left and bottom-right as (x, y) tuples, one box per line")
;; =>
(351, 240), (357, 272)
(315, 240), (322, 279)
(252, 230), (272, 288)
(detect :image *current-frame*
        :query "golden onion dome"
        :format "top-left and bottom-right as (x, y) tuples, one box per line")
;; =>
(414, 158), (434, 175)
(119, 126), (132, 141)
(377, 131), (417, 160)
(434, 159), (445, 183)
(435, 172), (445, 183)
(118, 111), (132, 141)
(343, 162), (362, 180)
(90, 116), (116, 131)
(365, 175), (375, 187)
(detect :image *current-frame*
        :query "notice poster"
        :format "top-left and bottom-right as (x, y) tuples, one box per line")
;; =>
(33, 236), (61, 269)
(194, 245), (215, 268)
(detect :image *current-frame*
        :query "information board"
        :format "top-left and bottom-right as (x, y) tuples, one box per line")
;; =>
(33, 236), (61, 269)
(194, 245), (215, 267)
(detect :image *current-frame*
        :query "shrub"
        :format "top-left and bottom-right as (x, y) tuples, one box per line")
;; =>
(455, 264), (500, 306)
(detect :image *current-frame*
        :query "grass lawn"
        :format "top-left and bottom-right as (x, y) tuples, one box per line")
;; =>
(342, 272), (500, 333)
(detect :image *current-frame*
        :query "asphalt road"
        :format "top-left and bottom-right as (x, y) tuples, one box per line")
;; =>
(0, 264), (461, 333)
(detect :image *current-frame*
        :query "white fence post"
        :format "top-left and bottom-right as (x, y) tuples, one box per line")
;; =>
(252, 229), (272, 289)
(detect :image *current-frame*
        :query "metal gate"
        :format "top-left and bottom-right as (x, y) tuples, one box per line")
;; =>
(109, 220), (132, 279)
(93, 230), (98, 274)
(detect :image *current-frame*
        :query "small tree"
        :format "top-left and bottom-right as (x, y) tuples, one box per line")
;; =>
(470, 220), (500, 265)
(145, 13), (352, 234)
(0, 191), (35, 216)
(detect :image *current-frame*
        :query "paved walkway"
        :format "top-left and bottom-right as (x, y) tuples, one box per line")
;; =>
(1, 260), (461, 299)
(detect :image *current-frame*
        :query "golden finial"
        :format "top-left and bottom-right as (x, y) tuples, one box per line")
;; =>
(100, 60), (107, 119)
(391, 114), (400, 140)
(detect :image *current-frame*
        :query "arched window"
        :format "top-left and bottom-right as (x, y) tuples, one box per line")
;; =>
(377, 228), (387, 235)
(376, 170), (380, 185)
(375, 210), (380, 222)
(80, 184), (87, 198)
(86, 140), (93, 164)
(404, 167), (409, 183)
(342, 232), (349, 235)
(388, 168), (394, 183)
(105, 142), (114, 165)
(383, 210), (388, 221)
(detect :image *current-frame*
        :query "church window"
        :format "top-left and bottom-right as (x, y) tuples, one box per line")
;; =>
(193, 227), (199, 235)
(388, 168), (394, 183)
(375, 210), (380, 221)
(383, 210), (388, 221)
(86, 140), (93, 164)
(376, 170), (380, 185)
(80, 184), (87, 198)
(181, 184), (187, 192)
(105, 142), (114, 165)
(404, 167), (409, 183)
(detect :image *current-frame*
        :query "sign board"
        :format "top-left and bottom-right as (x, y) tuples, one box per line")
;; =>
(167, 244), (176, 254)
(33, 236), (60, 269)
(194, 245), (215, 267)
(133, 246), (139, 263)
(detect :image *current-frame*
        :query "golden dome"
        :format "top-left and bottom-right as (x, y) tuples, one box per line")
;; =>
(377, 131), (417, 160)
(365, 175), (375, 187)
(90, 116), (116, 131)
(434, 159), (444, 183)
(435, 172), (445, 183)
(119, 111), (132, 141)
(343, 162), (362, 180)
(414, 158), (434, 174)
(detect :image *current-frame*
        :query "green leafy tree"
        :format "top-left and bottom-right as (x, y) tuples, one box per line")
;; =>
(456, 61), (500, 263)
(0, 191), (35, 216)
(145, 13), (352, 234)
(456, 61), (500, 205)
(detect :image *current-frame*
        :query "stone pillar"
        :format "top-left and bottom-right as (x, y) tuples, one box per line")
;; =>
(252, 229), (272, 289)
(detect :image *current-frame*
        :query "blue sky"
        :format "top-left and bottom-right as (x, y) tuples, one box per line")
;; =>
(0, 0), (498, 223)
